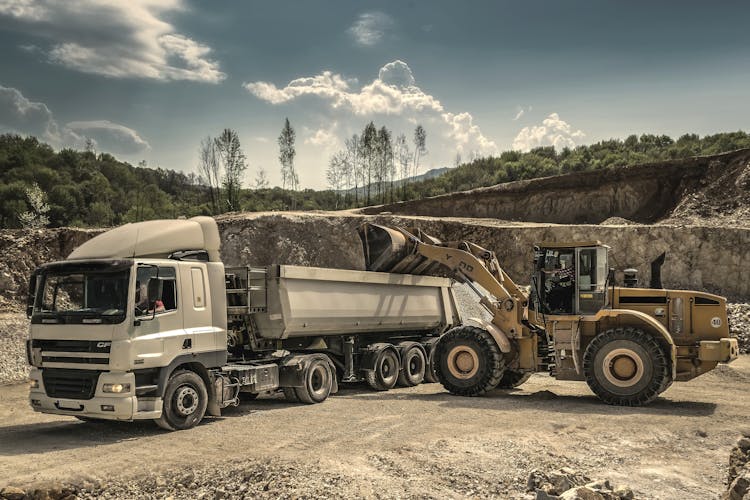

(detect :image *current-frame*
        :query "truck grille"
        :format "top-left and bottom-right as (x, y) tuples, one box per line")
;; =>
(42, 369), (100, 400)
(32, 339), (111, 353)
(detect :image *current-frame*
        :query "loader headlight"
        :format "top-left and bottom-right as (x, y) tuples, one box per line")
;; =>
(102, 383), (130, 394)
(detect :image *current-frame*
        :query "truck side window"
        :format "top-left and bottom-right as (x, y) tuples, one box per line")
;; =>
(135, 266), (178, 315)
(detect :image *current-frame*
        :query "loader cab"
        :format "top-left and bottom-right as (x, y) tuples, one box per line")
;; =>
(533, 242), (610, 316)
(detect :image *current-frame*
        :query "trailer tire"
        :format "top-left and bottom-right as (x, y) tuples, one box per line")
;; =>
(397, 342), (427, 387)
(155, 370), (208, 431)
(294, 356), (333, 404)
(435, 326), (505, 397)
(497, 370), (532, 389)
(583, 327), (670, 406)
(365, 345), (400, 391)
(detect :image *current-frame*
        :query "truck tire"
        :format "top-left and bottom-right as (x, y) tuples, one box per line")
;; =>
(294, 355), (333, 404)
(422, 338), (439, 384)
(583, 327), (671, 406)
(435, 326), (505, 396)
(397, 342), (427, 387)
(365, 345), (400, 391)
(155, 370), (208, 431)
(497, 370), (532, 389)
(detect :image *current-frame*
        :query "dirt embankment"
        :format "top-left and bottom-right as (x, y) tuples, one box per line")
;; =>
(360, 149), (750, 226)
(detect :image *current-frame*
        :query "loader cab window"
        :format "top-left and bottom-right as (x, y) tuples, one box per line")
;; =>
(541, 249), (576, 314)
(135, 266), (178, 316)
(576, 247), (608, 314)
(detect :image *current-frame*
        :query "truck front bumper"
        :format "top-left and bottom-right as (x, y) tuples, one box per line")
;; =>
(698, 338), (739, 363)
(28, 368), (162, 421)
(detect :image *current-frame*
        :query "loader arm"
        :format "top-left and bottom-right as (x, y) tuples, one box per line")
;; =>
(359, 223), (530, 339)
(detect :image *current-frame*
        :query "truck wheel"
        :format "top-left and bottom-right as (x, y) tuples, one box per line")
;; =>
(583, 327), (670, 406)
(294, 356), (333, 404)
(435, 326), (505, 396)
(422, 339), (439, 384)
(397, 342), (427, 387)
(497, 370), (532, 389)
(155, 370), (208, 431)
(365, 346), (400, 391)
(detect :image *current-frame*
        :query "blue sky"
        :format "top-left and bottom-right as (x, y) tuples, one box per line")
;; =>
(1, 1), (749, 189)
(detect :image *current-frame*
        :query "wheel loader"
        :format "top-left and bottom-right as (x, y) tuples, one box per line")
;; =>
(359, 223), (739, 406)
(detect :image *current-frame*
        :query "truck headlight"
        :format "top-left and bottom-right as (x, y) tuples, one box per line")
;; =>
(102, 383), (131, 393)
(29, 379), (39, 389)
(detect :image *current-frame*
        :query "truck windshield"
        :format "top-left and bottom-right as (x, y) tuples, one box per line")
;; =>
(33, 265), (130, 324)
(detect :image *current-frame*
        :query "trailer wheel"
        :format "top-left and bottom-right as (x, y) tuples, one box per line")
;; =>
(365, 346), (400, 391)
(435, 326), (505, 397)
(583, 327), (670, 406)
(497, 370), (532, 389)
(422, 339), (440, 384)
(397, 342), (427, 387)
(294, 356), (333, 404)
(155, 370), (208, 431)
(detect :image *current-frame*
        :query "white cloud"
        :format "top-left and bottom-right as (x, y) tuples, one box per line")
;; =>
(0, 84), (149, 155)
(243, 60), (497, 160)
(66, 120), (150, 154)
(512, 113), (585, 152)
(513, 105), (532, 121)
(347, 12), (393, 46)
(0, 0), (224, 83)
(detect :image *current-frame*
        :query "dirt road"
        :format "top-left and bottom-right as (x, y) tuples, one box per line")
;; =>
(1, 357), (748, 498)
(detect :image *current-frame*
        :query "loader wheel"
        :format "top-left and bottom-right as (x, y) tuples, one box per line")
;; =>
(294, 356), (334, 404)
(497, 370), (532, 389)
(155, 370), (208, 431)
(583, 327), (670, 406)
(365, 346), (400, 391)
(435, 326), (505, 397)
(397, 342), (427, 387)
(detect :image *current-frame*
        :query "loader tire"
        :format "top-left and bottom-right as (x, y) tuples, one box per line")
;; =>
(583, 327), (670, 406)
(435, 326), (505, 397)
(497, 370), (532, 389)
(397, 342), (427, 387)
(155, 370), (208, 431)
(365, 345), (400, 391)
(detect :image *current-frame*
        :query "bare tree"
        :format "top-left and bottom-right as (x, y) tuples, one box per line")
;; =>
(215, 128), (247, 212)
(198, 137), (221, 214)
(18, 182), (50, 229)
(326, 151), (348, 209)
(278, 118), (298, 191)
(254, 167), (269, 190)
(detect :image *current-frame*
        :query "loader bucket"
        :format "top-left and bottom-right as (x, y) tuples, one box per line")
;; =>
(358, 223), (443, 276)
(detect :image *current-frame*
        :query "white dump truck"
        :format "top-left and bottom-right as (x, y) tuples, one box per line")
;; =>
(26, 217), (460, 430)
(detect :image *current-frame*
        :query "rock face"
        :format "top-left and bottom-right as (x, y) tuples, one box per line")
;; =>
(360, 149), (750, 227)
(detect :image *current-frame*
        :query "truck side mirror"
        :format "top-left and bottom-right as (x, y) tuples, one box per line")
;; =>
(147, 278), (163, 307)
(26, 273), (37, 318)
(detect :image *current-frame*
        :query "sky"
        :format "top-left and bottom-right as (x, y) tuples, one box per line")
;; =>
(1, 0), (749, 189)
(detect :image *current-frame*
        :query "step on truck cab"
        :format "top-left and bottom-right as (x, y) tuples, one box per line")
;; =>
(27, 217), (461, 430)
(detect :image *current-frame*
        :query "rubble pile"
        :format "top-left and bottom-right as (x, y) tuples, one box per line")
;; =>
(725, 432), (750, 499)
(526, 469), (635, 500)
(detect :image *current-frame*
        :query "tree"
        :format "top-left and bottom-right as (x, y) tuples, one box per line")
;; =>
(198, 137), (221, 214)
(278, 118), (298, 191)
(413, 124), (427, 183)
(254, 167), (269, 190)
(215, 128), (247, 212)
(18, 182), (50, 229)
(326, 151), (348, 209)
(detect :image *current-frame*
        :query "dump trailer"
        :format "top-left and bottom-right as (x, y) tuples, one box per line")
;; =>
(360, 223), (739, 406)
(26, 218), (460, 430)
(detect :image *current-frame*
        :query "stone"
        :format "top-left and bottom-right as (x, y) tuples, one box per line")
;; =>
(0, 486), (26, 500)
(559, 486), (606, 500)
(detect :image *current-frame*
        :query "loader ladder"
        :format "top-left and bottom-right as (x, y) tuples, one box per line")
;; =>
(225, 266), (268, 315)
